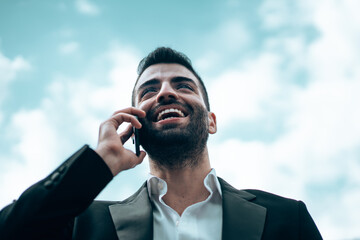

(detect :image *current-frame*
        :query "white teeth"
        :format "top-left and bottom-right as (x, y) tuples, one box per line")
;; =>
(157, 108), (185, 121)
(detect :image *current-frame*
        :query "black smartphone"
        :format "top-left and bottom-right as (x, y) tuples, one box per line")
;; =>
(133, 124), (140, 157)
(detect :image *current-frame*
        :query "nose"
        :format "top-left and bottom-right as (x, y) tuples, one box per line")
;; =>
(156, 82), (178, 103)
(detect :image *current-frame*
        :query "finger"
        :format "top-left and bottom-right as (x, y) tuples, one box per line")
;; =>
(118, 150), (147, 171)
(111, 107), (146, 118)
(111, 112), (142, 129)
(139, 151), (146, 161)
(131, 151), (146, 168)
(119, 124), (133, 144)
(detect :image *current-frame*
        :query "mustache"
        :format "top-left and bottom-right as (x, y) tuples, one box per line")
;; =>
(146, 101), (192, 122)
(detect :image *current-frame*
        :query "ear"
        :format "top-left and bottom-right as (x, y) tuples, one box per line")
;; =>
(208, 112), (217, 134)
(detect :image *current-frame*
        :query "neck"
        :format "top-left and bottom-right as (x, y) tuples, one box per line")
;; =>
(149, 147), (212, 215)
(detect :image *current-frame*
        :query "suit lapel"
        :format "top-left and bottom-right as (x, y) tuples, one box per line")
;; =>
(109, 184), (153, 240)
(108, 179), (265, 240)
(219, 178), (267, 240)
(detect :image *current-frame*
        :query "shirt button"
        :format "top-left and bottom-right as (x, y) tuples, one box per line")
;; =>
(176, 220), (180, 227)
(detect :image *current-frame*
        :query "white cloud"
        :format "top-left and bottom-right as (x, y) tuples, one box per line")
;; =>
(305, 1), (360, 84)
(209, 52), (281, 126)
(1, 0), (360, 238)
(207, 0), (360, 238)
(0, 109), (61, 193)
(58, 41), (79, 55)
(195, 19), (251, 74)
(209, 63), (360, 239)
(0, 44), (145, 207)
(75, 0), (100, 15)
(0, 52), (31, 103)
(216, 20), (250, 52)
(259, 0), (290, 29)
(259, 0), (311, 29)
(196, 0), (360, 238)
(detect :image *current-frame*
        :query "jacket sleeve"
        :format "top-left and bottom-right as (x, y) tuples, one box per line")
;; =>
(0, 145), (113, 240)
(298, 201), (323, 240)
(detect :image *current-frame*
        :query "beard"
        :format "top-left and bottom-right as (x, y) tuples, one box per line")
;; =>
(139, 102), (209, 169)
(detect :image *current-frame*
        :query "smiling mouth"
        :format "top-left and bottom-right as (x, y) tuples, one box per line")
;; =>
(156, 108), (186, 122)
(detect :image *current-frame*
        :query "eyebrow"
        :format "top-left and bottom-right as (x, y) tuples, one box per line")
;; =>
(137, 76), (197, 92)
(137, 79), (160, 92)
(172, 76), (197, 85)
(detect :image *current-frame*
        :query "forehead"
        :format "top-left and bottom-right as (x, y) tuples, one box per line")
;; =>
(135, 63), (200, 89)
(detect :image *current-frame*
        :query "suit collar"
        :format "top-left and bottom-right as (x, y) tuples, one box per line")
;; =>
(108, 179), (266, 240)
(109, 183), (153, 240)
(219, 178), (267, 240)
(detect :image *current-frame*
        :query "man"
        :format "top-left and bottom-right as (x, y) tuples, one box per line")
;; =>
(0, 47), (322, 239)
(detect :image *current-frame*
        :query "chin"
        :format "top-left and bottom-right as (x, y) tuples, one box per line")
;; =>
(158, 123), (185, 131)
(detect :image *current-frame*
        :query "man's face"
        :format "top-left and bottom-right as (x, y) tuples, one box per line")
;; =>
(133, 63), (216, 166)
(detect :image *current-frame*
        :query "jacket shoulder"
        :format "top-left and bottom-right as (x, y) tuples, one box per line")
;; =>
(244, 189), (300, 205)
(242, 189), (322, 239)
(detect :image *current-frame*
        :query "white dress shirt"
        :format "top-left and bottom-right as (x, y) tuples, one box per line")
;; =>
(147, 169), (223, 240)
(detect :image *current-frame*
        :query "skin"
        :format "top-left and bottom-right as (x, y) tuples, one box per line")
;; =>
(95, 63), (217, 215)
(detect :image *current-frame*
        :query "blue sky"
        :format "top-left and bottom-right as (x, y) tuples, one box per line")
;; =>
(1, 0), (360, 239)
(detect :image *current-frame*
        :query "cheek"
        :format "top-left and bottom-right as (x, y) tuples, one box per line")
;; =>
(186, 96), (207, 108)
(138, 100), (153, 112)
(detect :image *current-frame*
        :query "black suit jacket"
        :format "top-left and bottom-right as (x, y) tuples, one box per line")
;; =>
(0, 145), (322, 240)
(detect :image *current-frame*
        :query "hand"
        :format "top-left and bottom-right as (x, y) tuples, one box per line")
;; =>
(95, 107), (146, 176)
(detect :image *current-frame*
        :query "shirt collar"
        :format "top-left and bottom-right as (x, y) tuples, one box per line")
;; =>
(147, 168), (222, 198)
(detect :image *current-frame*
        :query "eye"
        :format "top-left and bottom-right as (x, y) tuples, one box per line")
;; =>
(140, 87), (158, 98)
(177, 83), (194, 91)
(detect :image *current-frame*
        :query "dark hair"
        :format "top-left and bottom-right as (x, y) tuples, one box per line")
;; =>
(132, 47), (210, 111)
